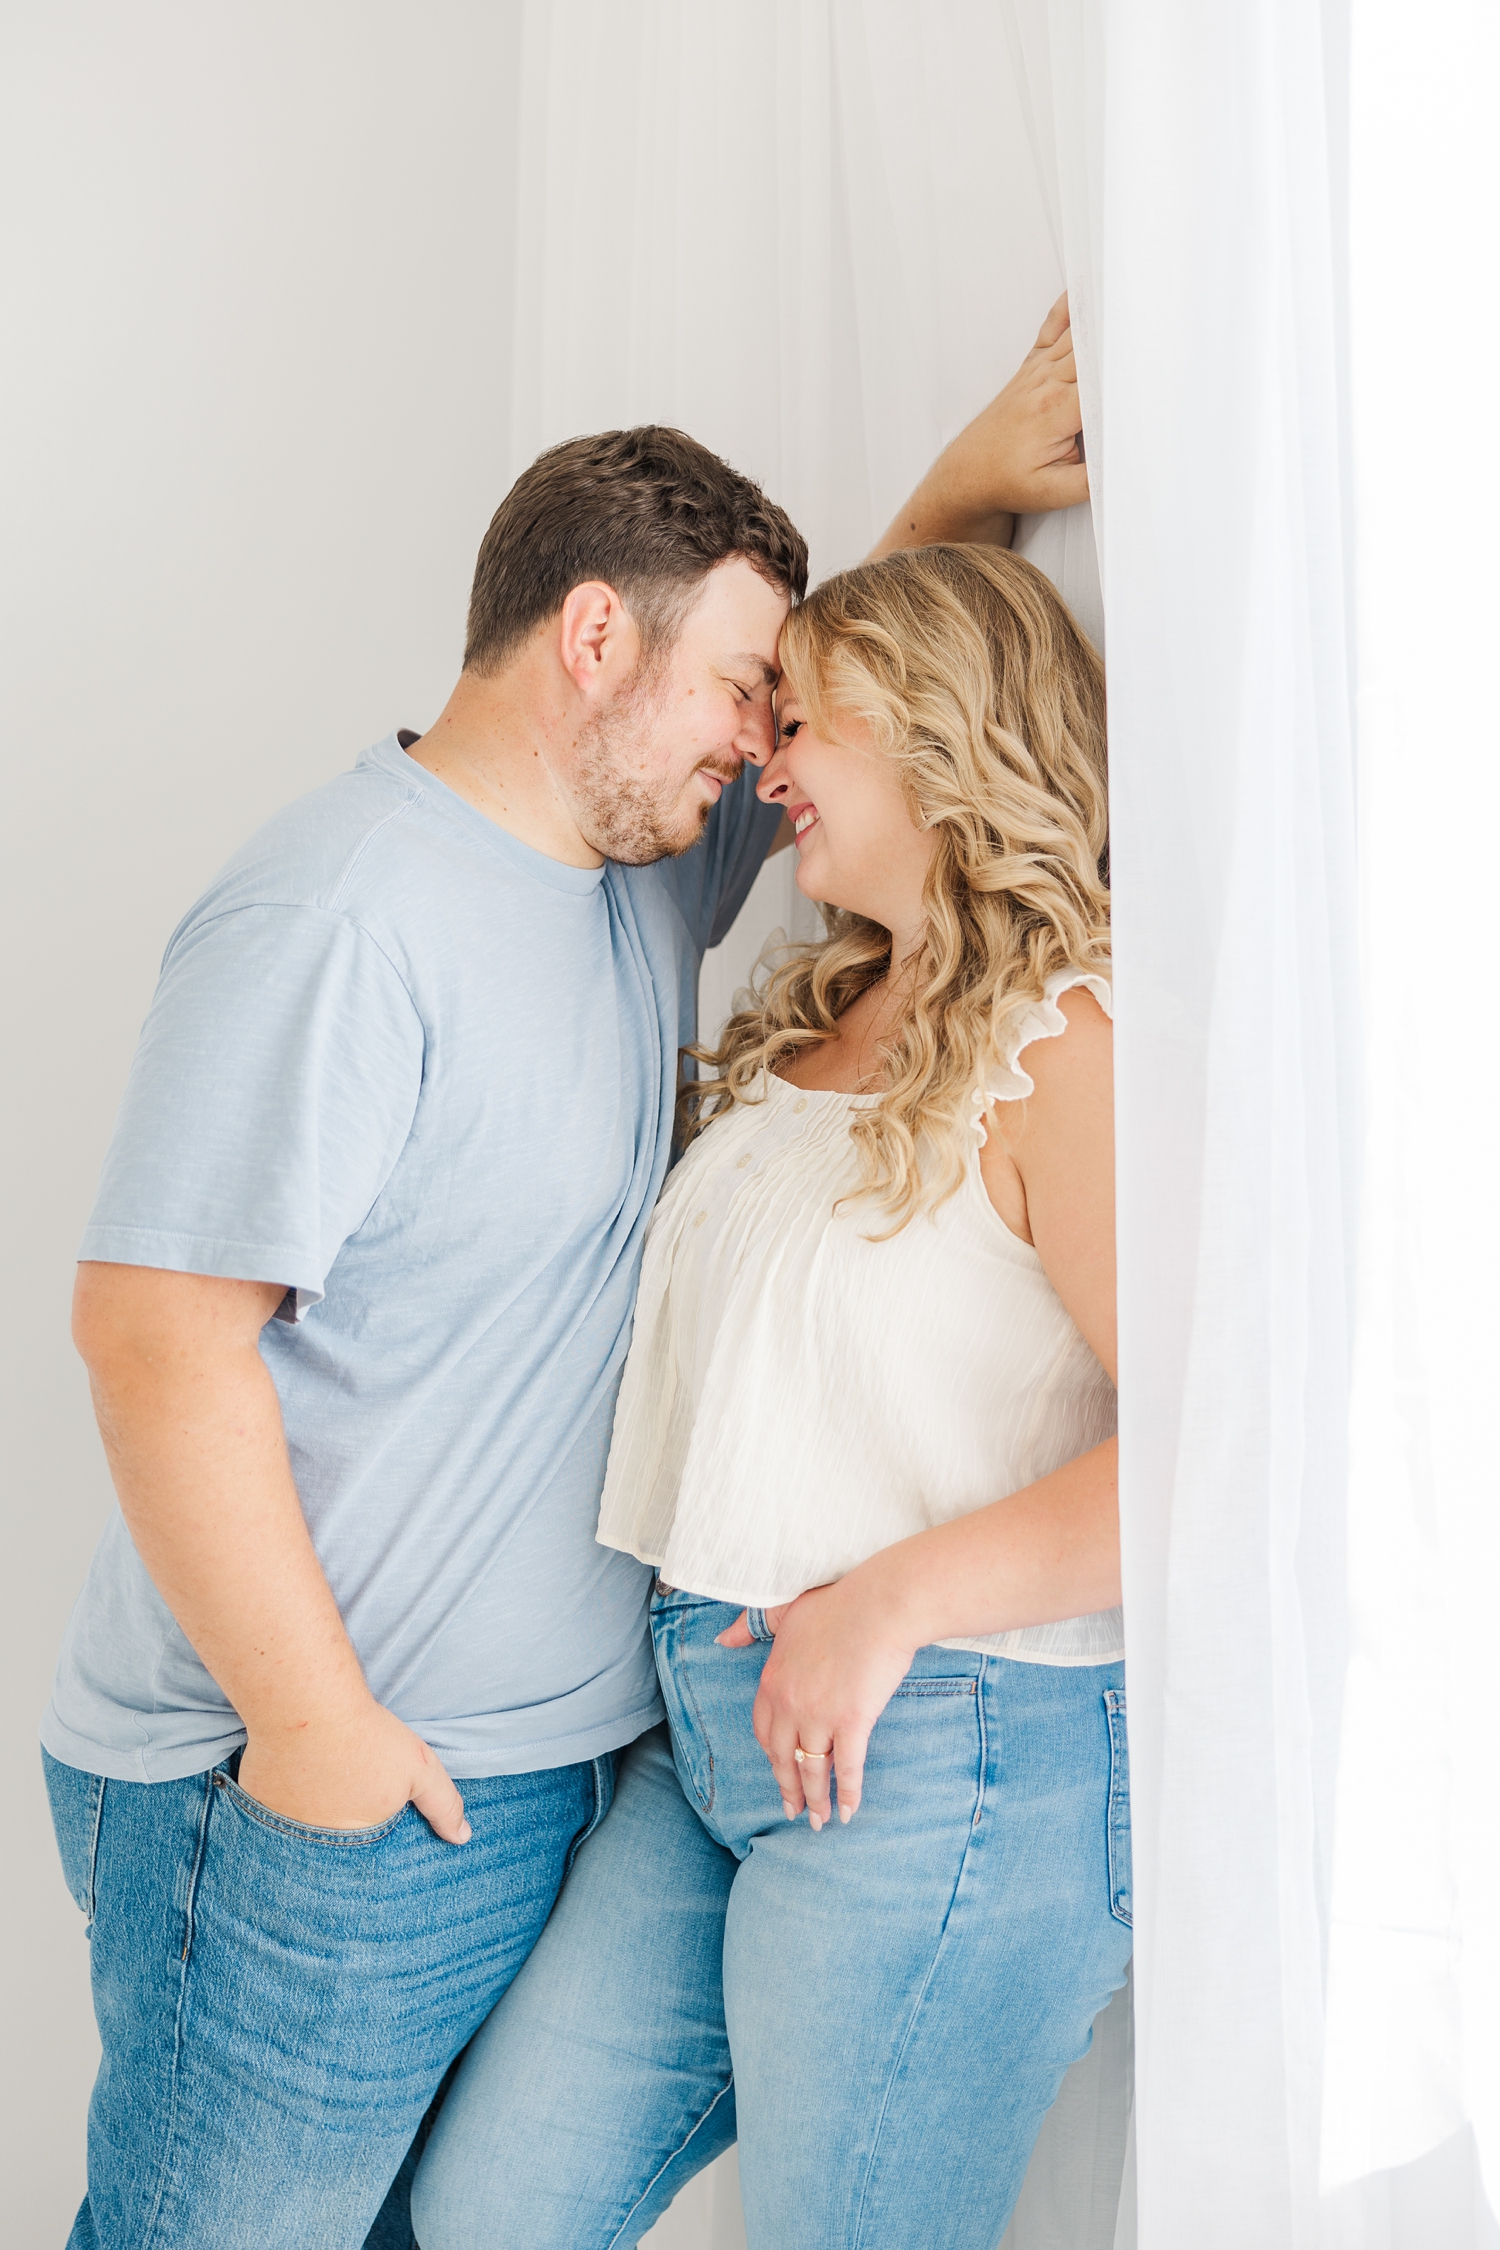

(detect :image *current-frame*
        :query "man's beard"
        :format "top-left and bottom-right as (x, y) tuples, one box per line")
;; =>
(571, 668), (735, 865)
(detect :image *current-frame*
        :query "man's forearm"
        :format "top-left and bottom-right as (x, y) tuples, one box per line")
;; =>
(77, 1267), (370, 1741)
(75, 1264), (469, 1836)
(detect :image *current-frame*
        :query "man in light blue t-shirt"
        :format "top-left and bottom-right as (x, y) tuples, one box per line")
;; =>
(42, 309), (1091, 2247)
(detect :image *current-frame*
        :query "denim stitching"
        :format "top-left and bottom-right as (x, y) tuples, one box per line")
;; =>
(850, 1675), (988, 2246)
(1104, 1688), (1132, 1927)
(83, 1773), (106, 1926)
(603, 2075), (736, 2250)
(213, 1770), (405, 1847)
(663, 1616), (718, 1816)
(564, 1756), (614, 1877)
(141, 1767), (217, 2249)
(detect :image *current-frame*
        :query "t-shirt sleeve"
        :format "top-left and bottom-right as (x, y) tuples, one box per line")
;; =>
(654, 769), (784, 954)
(79, 904), (425, 1313)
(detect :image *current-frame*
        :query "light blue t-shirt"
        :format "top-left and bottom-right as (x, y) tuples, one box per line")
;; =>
(43, 733), (780, 1782)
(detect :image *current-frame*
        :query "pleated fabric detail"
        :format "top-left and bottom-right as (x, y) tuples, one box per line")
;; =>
(597, 971), (1123, 1665)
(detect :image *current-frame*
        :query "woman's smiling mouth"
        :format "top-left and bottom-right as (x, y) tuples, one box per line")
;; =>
(791, 803), (820, 844)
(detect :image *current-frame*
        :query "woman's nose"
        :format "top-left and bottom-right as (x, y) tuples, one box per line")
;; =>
(755, 742), (792, 804)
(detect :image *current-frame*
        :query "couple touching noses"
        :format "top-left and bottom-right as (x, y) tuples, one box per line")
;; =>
(45, 297), (1118, 2250)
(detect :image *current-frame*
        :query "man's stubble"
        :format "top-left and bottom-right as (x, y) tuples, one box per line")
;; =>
(571, 666), (738, 866)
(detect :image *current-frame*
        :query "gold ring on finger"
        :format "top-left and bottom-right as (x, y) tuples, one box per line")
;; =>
(794, 1745), (833, 1762)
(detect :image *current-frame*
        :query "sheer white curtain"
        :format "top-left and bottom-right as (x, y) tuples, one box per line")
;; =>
(511, 5), (1499, 2246)
(1320, 0), (1500, 2237)
(1047, 0), (1500, 2242)
(1092, 0), (1362, 2237)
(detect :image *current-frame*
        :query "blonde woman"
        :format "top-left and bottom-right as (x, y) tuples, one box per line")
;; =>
(414, 545), (1128, 2250)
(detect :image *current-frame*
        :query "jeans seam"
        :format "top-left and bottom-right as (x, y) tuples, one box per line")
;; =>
(850, 1671), (988, 2248)
(213, 1770), (405, 1847)
(139, 1765), (217, 2250)
(83, 1773), (106, 1925)
(669, 1639), (717, 1816)
(565, 1756), (613, 1876)
(1104, 1688), (1132, 1927)
(602, 2075), (736, 2250)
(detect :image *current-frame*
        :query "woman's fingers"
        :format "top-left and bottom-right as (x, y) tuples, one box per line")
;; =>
(831, 1722), (873, 1824)
(1036, 290), (1071, 347)
(1031, 461), (1091, 510)
(756, 1689), (806, 1819)
(762, 1695), (838, 1830)
(716, 1597), (800, 1648)
(795, 1742), (836, 1830)
(767, 1725), (869, 1829)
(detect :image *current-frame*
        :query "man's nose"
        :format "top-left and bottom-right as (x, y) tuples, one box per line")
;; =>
(737, 699), (777, 767)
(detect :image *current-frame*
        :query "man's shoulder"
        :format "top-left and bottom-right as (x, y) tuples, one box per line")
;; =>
(174, 741), (478, 944)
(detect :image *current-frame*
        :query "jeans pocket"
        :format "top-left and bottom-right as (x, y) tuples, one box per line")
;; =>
(1104, 1687), (1132, 1927)
(43, 1749), (105, 1922)
(213, 1768), (408, 1848)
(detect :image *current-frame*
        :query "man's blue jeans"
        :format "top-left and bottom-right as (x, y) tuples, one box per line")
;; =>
(414, 1590), (1133, 2250)
(43, 1742), (612, 2249)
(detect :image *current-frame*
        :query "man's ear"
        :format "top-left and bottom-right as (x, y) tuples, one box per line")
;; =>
(557, 581), (639, 698)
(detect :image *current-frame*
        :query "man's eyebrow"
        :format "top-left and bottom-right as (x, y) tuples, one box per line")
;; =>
(728, 656), (780, 687)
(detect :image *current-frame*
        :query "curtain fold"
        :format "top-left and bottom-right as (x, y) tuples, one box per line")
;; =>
(1098, 0), (1361, 2237)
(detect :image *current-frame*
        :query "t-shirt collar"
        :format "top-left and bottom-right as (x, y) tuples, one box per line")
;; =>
(360, 732), (606, 897)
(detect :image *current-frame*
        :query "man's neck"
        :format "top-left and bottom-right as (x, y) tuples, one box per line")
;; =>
(403, 667), (602, 869)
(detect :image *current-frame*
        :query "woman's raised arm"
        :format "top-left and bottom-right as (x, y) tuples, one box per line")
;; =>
(868, 293), (1089, 559)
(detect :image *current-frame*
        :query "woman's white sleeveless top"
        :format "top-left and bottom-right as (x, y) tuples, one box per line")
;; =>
(597, 969), (1123, 1665)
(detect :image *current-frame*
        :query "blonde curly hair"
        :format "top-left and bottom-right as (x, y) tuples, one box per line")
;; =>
(679, 542), (1110, 1227)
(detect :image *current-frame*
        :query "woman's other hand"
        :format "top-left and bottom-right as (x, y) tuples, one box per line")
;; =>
(717, 1580), (916, 1829)
(714, 1605), (793, 1646)
(870, 293), (1089, 558)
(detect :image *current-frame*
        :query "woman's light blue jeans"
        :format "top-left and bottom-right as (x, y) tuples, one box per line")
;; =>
(413, 1588), (1132, 2250)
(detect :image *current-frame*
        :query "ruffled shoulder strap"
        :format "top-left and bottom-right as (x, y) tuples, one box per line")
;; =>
(969, 966), (1113, 1132)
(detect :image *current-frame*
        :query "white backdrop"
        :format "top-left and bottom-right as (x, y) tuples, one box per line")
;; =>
(1, 7), (528, 2240)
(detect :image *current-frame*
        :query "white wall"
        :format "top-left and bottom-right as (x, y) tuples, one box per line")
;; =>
(1, 7), (524, 2235)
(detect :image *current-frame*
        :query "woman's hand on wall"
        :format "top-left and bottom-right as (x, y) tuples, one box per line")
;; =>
(869, 292), (1089, 559)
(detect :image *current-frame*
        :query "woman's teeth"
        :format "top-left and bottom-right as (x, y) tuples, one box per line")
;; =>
(794, 808), (818, 835)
